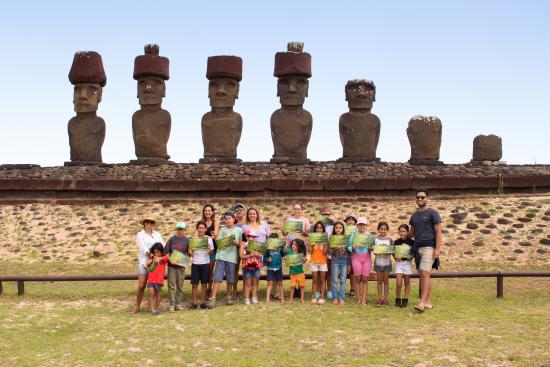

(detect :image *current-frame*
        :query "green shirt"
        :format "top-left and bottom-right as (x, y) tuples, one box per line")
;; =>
(287, 249), (304, 275)
(216, 226), (242, 264)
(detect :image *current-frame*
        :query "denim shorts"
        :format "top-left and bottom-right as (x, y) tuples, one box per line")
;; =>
(147, 283), (162, 289)
(243, 268), (260, 280)
(266, 268), (283, 282)
(212, 260), (236, 283)
(374, 263), (392, 272)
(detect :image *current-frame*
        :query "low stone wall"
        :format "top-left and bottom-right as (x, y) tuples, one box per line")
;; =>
(0, 162), (549, 197)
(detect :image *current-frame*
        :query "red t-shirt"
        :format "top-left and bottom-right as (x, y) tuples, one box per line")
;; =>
(147, 255), (168, 285)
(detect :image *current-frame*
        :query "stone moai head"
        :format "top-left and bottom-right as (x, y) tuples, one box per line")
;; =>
(407, 116), (442, 162)
(206, 55), (243, 108)
(274, 42), (311, 106)
(133, 44), (169, 105)
(345, 79), (376, 111)
(68, 51), (106, 113)
(473, 134), (502, 161)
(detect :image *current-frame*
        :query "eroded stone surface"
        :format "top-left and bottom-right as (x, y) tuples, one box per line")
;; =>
(407, 116), (443, 165)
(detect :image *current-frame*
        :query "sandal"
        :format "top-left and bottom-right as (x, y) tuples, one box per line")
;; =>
(425, 304), (433, 309)
(414, 304), (425, 312)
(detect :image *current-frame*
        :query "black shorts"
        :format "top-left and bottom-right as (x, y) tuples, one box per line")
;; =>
(266, 268), (283, 282)
(191, 263), (210, 285)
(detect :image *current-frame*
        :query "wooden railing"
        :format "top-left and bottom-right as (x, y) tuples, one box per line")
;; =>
(1, 271), (549, 298)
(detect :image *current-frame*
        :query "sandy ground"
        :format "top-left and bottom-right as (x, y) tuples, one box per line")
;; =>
(0, 194), (548, 270)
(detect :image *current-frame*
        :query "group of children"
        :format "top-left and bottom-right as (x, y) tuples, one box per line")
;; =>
(142, 209), (417, 315)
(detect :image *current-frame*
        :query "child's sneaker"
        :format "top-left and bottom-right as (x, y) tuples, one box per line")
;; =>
(206, 298), (216, 309)
(317, 298), (326, 305)
(175, 304), (184, 311)
(339, 300), (346, 305)
(187, 303), (198, 310)
(395, 298), (402, 307)
(200, 303), (208, 309)
(401, 299), (409, 308)
(332, 299), (339, 305)
(311, 298), (318, 304)
(382, 300), (389, 306)
(376, 299), (383, 306)
(314, 291), (321, 300)
(225, 298), (235, 306)
(169, 305), (176, 312)
(348, 289), (356, 298)
(251, 297), (259, 304)
(244, 298), (251, 305)
(326, 291), (333, 300)
(151, 309), (160, 315)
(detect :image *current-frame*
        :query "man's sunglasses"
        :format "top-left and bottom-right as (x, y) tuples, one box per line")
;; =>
(416, 196), (426, 200)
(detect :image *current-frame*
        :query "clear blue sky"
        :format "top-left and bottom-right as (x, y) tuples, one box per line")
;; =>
(1, 1), (548, 166)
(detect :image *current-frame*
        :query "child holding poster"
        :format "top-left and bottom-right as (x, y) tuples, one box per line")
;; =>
(393, 224), (414, 308)
(264, 234), (286, 304)
(145, 243), (168, 315)
(189, 221), (214, 309)
(349, 217), (375, 306)
(373, 222), (394, 306)
(308, 221), (328, 304)
(328, 222), (350, 305)
(164, 222), (190, 312)
(284, 239), (307, 304)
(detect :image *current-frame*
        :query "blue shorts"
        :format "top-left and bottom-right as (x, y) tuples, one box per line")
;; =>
(147, 283), (162, 289)
(243, 268), (260, 280)
(266, 268), (283, 282)
(212, 260), (236, 283)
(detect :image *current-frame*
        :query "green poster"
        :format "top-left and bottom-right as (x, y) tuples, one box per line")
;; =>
(267, 238), (286, 251)
(189, 237), (209, 251)
(308, 232), (328, 245)
(345, 225), (357, 234)
(216, 235), (235, 250)
(284, 220), (303, 233)
(169, 249), (190, 267)
(329, 234), (350, 249)
(286, 253), (303, 267)
(146, 260), (158, 273)
(394, 245), (412, 259)
(352, 233), (375, 249)
(247, 239), (267, 255)
(372, 245), (395, 255)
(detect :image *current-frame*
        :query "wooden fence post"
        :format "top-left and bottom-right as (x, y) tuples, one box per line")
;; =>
(496, 274), (504, 298)
(17, 280), (24, 296)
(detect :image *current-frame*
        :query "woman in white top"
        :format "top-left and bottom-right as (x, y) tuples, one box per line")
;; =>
(135, 216), (164, 313)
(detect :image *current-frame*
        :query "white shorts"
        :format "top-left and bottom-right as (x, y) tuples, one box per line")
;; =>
(395, 260), (413, 275)
(311, 263), (328, 272)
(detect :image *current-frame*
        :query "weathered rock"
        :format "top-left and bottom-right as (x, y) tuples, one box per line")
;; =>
(485, 224), (497, 229)
(466, 223), (479, 230)
(513, 249), (524, 254)
(480, 229), (492, 234)
(406, 116), (443, 165)
(66, 51), (106, 165)
(201, 55), (243, 163)
(271, 42), (312, 164)
(338, 79), (380, 162)
(537, 248), (547, 254)
(475, 212), (490, 219)
(450, 212), (468, 220)
(512, 223), (525, 229)
(540, 238), (550, 246)
(497, 218), (510, 225)
(473, 240), (484, 247)
(517, 217), (531, 223)
(519, 241), (532, 247)
(472, 134), (502, 162)
(131, 44), (172, 164)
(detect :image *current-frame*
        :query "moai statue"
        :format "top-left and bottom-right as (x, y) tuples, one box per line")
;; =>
(65, 51), (106, 166)
(131, 44), (173, 165)
(200, 56), (243, 163)
(407, 116), (443, 165)
(471, 134), (503, 165)
(338, 79), (381, 163)
(270, 42), (312, 164)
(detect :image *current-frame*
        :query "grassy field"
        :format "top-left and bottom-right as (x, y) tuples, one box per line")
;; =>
(1, 264), (549, 367)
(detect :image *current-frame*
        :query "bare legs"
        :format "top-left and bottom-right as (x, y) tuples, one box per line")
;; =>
(135, 274), (149, 313)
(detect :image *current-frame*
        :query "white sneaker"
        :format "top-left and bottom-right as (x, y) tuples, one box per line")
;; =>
(244, 298), (251, 305)
(251, 297), (259, 304)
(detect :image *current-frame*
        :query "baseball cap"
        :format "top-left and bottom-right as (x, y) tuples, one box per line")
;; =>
(175, 222), (187, 230)
(234, 203), (246, 210)
(224, 211), (236, 219)
(357, 217), (367, 225)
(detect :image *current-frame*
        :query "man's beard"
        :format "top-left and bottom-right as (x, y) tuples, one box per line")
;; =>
(417, 201), (427, 208)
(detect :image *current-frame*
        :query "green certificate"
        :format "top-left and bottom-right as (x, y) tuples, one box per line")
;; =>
(267, 238), (285, 251)
(372, 245), (395, 255)
(216, 235), (235, 250)
(352, 233), (375, 249)
(394, 245), (412, 259)
(329, 234), (350, 249)
(284, 220), (303, 233)
(247, 239), (267, 255)
(286, 253), (303, 267)
(189, 237), (209, 251)
(308, 232), (328, 245)
(345, 225), (357, 234)
(146, 261), (158, 273)
(169, 249), (190, 267)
